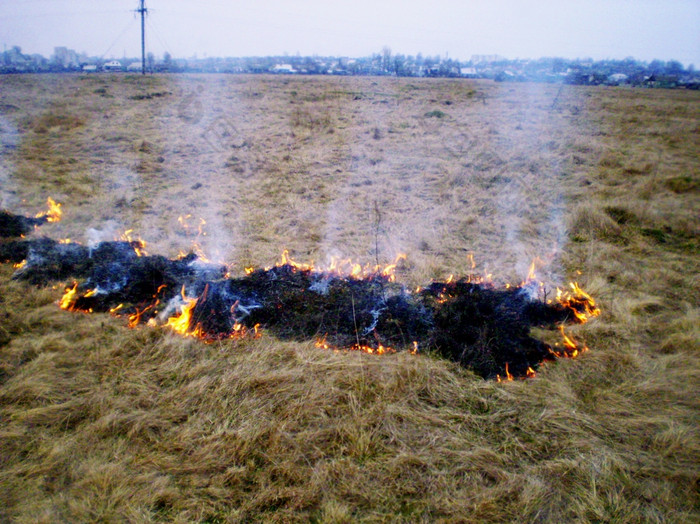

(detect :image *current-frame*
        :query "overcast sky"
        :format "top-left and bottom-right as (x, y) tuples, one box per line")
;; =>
(1, 0), (698, 65)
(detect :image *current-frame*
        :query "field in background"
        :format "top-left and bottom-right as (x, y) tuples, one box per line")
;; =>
(0, 74), (698, 522)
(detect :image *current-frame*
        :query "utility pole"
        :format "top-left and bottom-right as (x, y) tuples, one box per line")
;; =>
(136, 0), (147, 74)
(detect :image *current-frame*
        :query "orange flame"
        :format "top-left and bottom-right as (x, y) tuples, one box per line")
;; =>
(553, 324), (589, 358)
(178, 215), (213, 262)
(119, 229), (147, 256)
(191, 242), (210, 263)
(496, 362), (515, 383)
(163, 285), (261, 341)
(314, 335), (399, 355)
(277, 249), (314, 272)
(36, 197), (62, 223)
(165, 286), (200, 337)
(59, 282), (78, 310)
(271, 250), (406, 282)
(556, 282), (601, 324)
(128, 305), (155, 328)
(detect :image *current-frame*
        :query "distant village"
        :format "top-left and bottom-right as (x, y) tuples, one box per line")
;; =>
(2, 45), (698, 89)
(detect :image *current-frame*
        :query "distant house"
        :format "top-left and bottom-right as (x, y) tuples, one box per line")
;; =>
(103, 60), (123, 72)
(127, 62), (143, 72)
(494, 70), (517, 82)
(271, 64), (295, 74)
(607, 73), (629, 85)
(81, 64), (98, 73)
(460, 67), (478, 78)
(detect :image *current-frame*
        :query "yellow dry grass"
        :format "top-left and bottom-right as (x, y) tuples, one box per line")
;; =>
(0, 73), (698, 522)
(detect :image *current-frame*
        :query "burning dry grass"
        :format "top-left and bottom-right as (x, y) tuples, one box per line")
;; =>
(0, 74), (698, 522)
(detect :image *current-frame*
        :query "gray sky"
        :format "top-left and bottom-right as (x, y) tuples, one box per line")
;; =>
(1, 0), (698, 65)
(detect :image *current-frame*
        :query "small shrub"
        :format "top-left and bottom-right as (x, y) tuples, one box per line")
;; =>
(290, 106), (333, 131)
(598, 151), (624, 168)
(664, 176), (697, 194)
(129, 91), (171, 101)
(31, 112), (85, 133)
(569, 203), (624, 242)
(604, 206), (638, 225)
(424, 110), (447, 119)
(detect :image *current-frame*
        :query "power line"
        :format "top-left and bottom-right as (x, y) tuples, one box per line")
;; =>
(100, 17), (137, 59)
(146, 17), (174, 60)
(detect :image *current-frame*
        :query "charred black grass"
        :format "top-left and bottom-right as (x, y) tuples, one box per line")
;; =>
(0, 210), (47, 238)
(4, 233), (583, 379)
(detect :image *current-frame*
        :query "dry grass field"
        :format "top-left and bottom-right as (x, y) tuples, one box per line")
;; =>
(0, 73), (698, 522)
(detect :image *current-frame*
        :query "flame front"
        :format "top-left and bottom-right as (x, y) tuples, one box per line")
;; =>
(165, 286), (201, 337)
(315, 335), (399, 355)
(59, 282), (78, 310)
(119, 229), (147, 256)
(163, 286), (261, 341)
(166, 298), (199, 336)
(52, 243), (599, 380)
(556, 282), (601, 323)
(36, 197), (62, 223)
(272, 250), (406, 282)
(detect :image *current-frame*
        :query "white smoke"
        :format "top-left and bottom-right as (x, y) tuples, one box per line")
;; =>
(0, 115), (20, 209)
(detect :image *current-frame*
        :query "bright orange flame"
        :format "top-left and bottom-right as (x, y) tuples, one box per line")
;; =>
(227, 321), (262, 340)
(548, 325), (590, 359)
(526, 259), (540, 283)
(350, 343), (395, 354)
(270, 251), (406, 281)
(166, 296), (199, 336)
(13, 260), (26, 270)
(59, 282), (78, 310)
(178, 215), (214, 262)
(119, 229), (147, 256)
(191, 242), (210, 263)
(496, 363), (515, 382)
(315, 335), (330, 350)
(314, 335), (400, 355)
(556, 282), (601, 324)
(379, 254), (406, 282)
(162, 286), (260, 341)
(278, 249), (314, 272)
(36, 197), (62, 223)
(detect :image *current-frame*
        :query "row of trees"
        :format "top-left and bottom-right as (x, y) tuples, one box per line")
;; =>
(1, 45), (697, 88)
